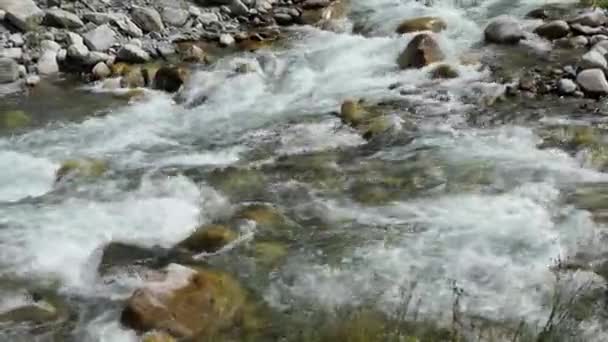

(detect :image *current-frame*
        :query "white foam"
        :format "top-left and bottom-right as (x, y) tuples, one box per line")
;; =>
(0, 151), (57, 202)
(0, 175), (227, 291)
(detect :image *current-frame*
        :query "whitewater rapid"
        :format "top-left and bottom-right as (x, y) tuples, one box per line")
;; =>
(0, 0), (604, 341)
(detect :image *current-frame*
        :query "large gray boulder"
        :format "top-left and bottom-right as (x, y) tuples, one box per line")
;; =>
(83, 24), (117, 52)
(112, 14), (143, 37)
(0, 0), (44, 31)
(534, 20), (570, 40)
(44, 8), (84, 29)
(131, 6), (164, 33)
(484, 16), (525, 44)
(577, 69), (608, 95)
(0, 57), (19, 83)
(117, 44), (150, 63)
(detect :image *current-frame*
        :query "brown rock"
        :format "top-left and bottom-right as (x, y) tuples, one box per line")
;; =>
(396, 16), (447, 34)
(153, 66), (187, 93)
(176, 224), (237, 253)
(397, 33), (445, 69)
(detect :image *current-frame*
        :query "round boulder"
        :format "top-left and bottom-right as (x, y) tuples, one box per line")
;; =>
(153, 66), (187, 93)
(484, 16), (525, 45)
(577, 68), (608, 95)
(534, 20), (570, 40)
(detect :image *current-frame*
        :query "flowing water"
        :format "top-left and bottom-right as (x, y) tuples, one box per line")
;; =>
(2, 0), (608, 341)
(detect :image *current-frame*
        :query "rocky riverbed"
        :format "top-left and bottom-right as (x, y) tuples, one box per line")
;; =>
(5, 0), (608, 341)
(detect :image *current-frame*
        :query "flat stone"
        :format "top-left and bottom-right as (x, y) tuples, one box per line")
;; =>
(117, 44), (150, 63)
(83, 24), (117, 51)
(0, 0), (44, 31)
(44, 8), (84, 29)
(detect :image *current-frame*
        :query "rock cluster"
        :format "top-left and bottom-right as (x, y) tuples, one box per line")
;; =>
(0, 0), (340, 91)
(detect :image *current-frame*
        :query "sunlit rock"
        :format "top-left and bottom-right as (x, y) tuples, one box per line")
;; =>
(396, 16), (447, 34)
(121, 264), (250, 339)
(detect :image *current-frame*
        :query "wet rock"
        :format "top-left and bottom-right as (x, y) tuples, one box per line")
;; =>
(430, 63), (459, 79)
(117, 44), (151, 63)
(397, 33), (444, 69)
(37, 50), (59, 75)
(253, 241), (287, 266)
(395, 16), (447, 34)
(83, 24), (117, 52)
(176, 224), (237, 254)
(55, 158), (108, 182)
(120, 264), (249, 339)
(526, 8), (548, 19)
(207, 166), (266, 200)
(577, 68), (608, 95)
(153, 66), (187, 93)
(339, 99), (366, 126)
(1, 110), (30, 129)
(235, 203), (289, 232)
(162, 7), (189, 27)
(92, 62), (111, 79)
(0, 0), (44, 31)
(558, 78), (577, 95)
(274, 12), (294, 25)
(580, 50), (607, 70)
(484, 16), (524, 45)
(569, 10), (607, 28)
(534, 20), (569, 40)
(44, 8), (84, 29)
(361, 115), (401, 140)
(131, 6), (164, 33)
(0, 293), (66, 325)
(98, 241), (163, 274)
(0, 58), (19, 84)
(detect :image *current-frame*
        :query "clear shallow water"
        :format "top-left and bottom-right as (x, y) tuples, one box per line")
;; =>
(0, 0), (606, 341)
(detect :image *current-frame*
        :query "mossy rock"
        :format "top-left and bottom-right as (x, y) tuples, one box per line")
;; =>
(340, 99), (367, 127)
(253, 241), (288, 266)
(362, 115), (398, 140)
(430, 64), (459, 79)
(121, 67), (145, 88)
(121, 264), (251, 339)
(55, 158), (108, 182)
(111, 62), (132, 76)
(2, 110), (32, 130)
(396, 16), (447, 34)
(207, 166), (267, 200)
(176, 224), (238, 254)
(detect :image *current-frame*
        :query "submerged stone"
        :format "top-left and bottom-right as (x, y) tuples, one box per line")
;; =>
(2, 110), (31, 129)
(430, 63), (459, 79)
(176, 224), (237, 254)
(253, 241), (288, 266)
(55, 158), (108, 182)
